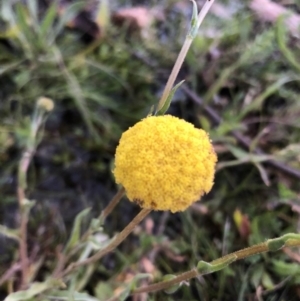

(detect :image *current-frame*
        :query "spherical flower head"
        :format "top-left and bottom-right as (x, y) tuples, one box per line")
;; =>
(37, 97), (54, 112)
(113, 115), (217, 213)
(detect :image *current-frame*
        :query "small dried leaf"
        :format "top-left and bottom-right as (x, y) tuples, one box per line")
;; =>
(233, 209), (251, 239)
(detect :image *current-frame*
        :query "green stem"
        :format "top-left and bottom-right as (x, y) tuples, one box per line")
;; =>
(157, 38), (193, 112)
(157, 0), (215, 111)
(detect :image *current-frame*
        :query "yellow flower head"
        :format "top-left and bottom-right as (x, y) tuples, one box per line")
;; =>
(37, 97), (54, 112)
(113, 115), (217, 213)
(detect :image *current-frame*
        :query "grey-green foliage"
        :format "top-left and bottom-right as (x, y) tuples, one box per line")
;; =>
(240, 29), (276, 65)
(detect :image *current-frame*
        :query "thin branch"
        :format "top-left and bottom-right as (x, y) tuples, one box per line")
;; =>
(56, 188), (126, 274)
(17, 186), (30, 289)
(100, 187), (125, 221)
(60, 208), (151, 278)
(0, 262), (21, 287)
(132, 234), (300, 295)
(17, 99), (54, 288)
(17, 118), (42, 288)
(52, 245), (66, 278)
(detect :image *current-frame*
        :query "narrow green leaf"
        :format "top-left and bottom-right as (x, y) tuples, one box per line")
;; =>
(240, 75), (299, 118)
(197, 254), (237, 275)
(147, 105), (155, 116)
(253, 162), (270, 186)
(52, 2), (86, 42)
(250, 264), (264, 288)
(267, 237), (286, 252)
(280, 233), (300, 241)
(261, 272), (274, 289)
(118, 287), (131, 301)
(64, 207), (91, 253)
(162, 275), (180, 294)
(0, 61), (23, 75)
(40, 1), (58, 37)
(272, 259), (300, 277)
(94, 282), (113, 301)
(267, 233), (300, 252)
(15, 3), (33, 42)
(0, 225), (20, 241)
(276, 16), (300, 73)
(46, 290), (100, 301)
(188, 0), (198, 38)
(27, 0), (38, 23)
(156, 80), (185, 115)
(226, 144), (248, 160)
(197, 260), (214, 275)
(4, 279), (64, 301)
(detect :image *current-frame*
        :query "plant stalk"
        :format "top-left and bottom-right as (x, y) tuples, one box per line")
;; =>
(100, 187), (125, 221)
(17, 111), (44, 288)
(132, 234), (300, 294)
(61, 208), (151, 278)
(157, 0), (215, 111)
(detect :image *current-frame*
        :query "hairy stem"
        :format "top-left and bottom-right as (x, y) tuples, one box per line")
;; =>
(133, 269), (198, 295)
(132, 234), (300, 295)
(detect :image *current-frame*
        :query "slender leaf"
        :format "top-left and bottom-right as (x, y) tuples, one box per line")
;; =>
(64, 207), (91, 253)
(4, 279), (65, 301)
(276, 16), (300, 73)
(46, 291), (100, 301)
(156, 80), (185, 115)
(0, 225), (20, 241)
(27, 0), (38, 24)
(240, 75), (299, 118)
(40, 2), (58, 37)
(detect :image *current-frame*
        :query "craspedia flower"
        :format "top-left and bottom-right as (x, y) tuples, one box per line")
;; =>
(113, 115), (217, 213)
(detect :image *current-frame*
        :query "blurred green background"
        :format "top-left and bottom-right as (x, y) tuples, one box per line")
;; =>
(1, 0), (300, 300)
